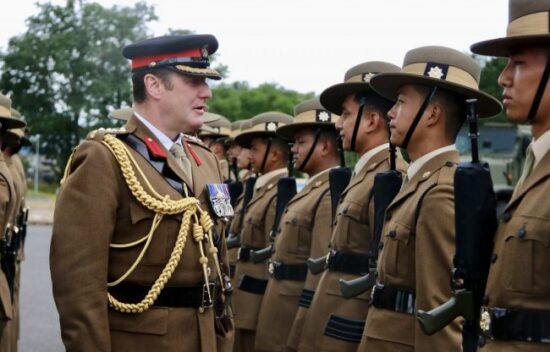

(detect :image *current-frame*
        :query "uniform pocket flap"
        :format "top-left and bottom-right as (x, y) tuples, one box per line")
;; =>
(386, 222), (413, 245)
(109, 307), (168, 335)
(505, 215), (550, 247)
(339, 202), (365, 223)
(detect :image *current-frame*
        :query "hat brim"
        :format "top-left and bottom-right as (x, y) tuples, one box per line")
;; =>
(234, 131), (287, 149)
(169, 65), (221, 80)
(276, 122), (336, 140)
(0, 116), (26, 130)
(471, 35), (550, 57)
(320, 82), (372, 115)
(369, 73), (502, 118)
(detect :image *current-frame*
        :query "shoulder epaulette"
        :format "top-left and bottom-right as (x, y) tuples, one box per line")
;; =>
(87, 127), (129, 141)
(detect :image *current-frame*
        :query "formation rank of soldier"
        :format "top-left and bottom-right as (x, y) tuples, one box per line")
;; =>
(48, 0), (550, 351)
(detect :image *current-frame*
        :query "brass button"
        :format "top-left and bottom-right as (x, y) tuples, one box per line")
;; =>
(342, 208), (348, 214)
(389, 230), (396, 238)
(517, 227), (526, 239)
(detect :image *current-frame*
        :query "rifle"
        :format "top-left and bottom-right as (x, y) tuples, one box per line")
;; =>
(226, 175), (257, 249)
(307, 135), (352, 275)
(416, 99), (498, 352)
(250, 142), (297, 263)
(338, 143), (402, 298)
(0, 227), (16, 299)
(225, 179), (243, 207)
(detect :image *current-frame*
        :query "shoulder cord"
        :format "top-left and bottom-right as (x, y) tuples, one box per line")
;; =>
(101, 134), (224, 313)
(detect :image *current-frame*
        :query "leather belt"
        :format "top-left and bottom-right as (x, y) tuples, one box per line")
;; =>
(237, 274), (268, 295)
(371, 283), (416, 315)
(268, 261), (308, 281)
(481, 307), (550, 344)
(237, 246), (262, 262)
(109, 282), (217, 309)
(327, 250), (369, 275)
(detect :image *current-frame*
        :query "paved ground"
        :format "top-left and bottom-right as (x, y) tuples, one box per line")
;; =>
(19, 225), (64, 351)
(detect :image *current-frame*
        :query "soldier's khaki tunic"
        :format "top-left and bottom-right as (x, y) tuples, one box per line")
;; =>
(297, 148), (394, 352)
(255, 169), (332, 352)
(232, 169), (285, 351)
(479, 147), (550, 352)
(0, 153), (17, 352)
(50, 116), (233, 352)
(362, 150), (461, 352)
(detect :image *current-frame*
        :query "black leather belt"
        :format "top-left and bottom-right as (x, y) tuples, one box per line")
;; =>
(237, 274), (268, 295)
(237, 247), (261, 262)
(268, 261), (308, 281)
(299, 288), (315, 308)
(371, 283), (416, 315)
(327, 250), (369, 275)
(109, 282), (217, 309)
(481, 307), (550, 344)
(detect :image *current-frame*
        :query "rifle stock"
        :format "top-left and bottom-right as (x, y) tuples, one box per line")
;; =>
(338, 268), (376, 299)
(417, 289), (474, 335)
(226, 233), (241, 249)
(307, 255), (327, 275)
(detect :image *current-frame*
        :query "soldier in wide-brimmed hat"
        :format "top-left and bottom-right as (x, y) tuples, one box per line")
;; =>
(471, 1), (550, 351)
(198, 113), (232, 180)
(296, 62), (406, 352)
(254, 98), (339, 352)
(231, 112), (292, 352)
(360, 46), (501, 352)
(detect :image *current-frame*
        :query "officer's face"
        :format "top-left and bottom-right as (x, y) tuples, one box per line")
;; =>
(237, 148), (250, 170)
(499, 47), (550, 129)
(387, 84), (427, 147)
(249, 138), (268, 173)
(161, 73), (212, 133)
(291, 128), (316, 172)
(336, 95), (361, 150)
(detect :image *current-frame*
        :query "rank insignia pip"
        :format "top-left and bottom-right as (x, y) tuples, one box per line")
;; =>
(206, 183), (234, 218)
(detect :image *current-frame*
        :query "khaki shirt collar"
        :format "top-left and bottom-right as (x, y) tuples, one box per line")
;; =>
(134, 111), (182, 150)
(255, 168), (287, 190)
(305, 167), (332, 186)
(407, 144), (456, 180)
(531, 129), (550, 170)
(354, 143), (389, 175)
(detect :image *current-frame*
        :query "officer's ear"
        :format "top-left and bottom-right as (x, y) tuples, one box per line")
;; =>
(425, 102), (442, 127)
(143, 73), (164, 100)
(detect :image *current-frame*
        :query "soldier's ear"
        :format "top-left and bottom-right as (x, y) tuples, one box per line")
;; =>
(364, 111), (380, 133)
(426, 103), (442, 127)
(143, 73), (163, 100)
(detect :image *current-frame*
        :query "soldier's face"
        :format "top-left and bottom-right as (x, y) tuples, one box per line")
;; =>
(249, 138), (268, 173)
(387, 84), (427, 148)
(336, 95), (361, 150)
(499, 47), (550, 129)
(291, 128), (315, 172)
(161, 73), (212, 133)
(210, 141), (226, 161)
(227, 144), (242, 161)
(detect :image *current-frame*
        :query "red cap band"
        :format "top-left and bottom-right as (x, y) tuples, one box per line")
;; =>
(131, 48), (202, 69)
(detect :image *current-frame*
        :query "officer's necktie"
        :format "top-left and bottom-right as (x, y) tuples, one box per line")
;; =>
(169, 142), (193, 185)
(516, 145), (535, 189)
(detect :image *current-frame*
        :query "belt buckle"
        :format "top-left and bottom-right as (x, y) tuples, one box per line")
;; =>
(237, 247), (243, 261)
(480, 307), (491, 335)
(325, 251), (332, 267)
(199, 282), (215, 313)
(268, 260), (275, 276)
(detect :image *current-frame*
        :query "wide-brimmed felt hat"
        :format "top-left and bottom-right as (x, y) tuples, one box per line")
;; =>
(234, 112), (293, 148)
(4, 127), (32, 148)
(123, 34), (221, 80)
(471, 0), (550, 57)
(0, 99), (26, 130)
(277, 97), (337, 139)
(369, 46), (502, 118)
(198, 113), (231, 139)
(320, 61), (401, 115)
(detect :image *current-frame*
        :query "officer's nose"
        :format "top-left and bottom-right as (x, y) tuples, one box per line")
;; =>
(199, 82), (212, 100)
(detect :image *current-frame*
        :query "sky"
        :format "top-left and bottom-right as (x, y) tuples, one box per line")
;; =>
(0, 0), (509, 95)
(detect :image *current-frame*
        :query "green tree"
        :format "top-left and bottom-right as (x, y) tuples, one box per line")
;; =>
(208, 81), (315, 120)
(475, 55), (508, 123)
(0, 0), (157, 180)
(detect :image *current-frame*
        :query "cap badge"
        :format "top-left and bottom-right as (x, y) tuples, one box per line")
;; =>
(362, 72), (376, 82)
(316, 110), (331, 122)
(201, 45), (209, 58)
(266, 122), (278, 131)
(424, 62), (449, 80)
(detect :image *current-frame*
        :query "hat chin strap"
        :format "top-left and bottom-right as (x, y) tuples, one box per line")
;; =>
(259, 137), (272, 174)
(401, 86), (438, 150)
(297, 128), (322, 173)
(350, 99), (366, 152)
(526, 57), (550, 124)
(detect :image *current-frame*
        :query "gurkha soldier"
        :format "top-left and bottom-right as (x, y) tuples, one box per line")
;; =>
(0, 95), (26, 352)
(362, 46), (501, 351)
(297, 62), (403, 352)
(254, 98), (338, 352)
(199, 113), (232, 181)
(50, 35), (234, 352)
(231, 112), (293, 352)
(471, 1), (550, 350)
(3, 109), (30, 352)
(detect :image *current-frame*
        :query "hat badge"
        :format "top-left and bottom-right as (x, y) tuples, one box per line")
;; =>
(201, 45), (209, 58)
(427, 66), (444, 79)
(362, 72), (376, 82)
(266, 122), (278, 131)
(424, 63), (449, 80)
(317, 111), (331, 122)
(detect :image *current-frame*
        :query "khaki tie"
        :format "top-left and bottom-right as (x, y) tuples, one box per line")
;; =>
(516, 145), (535, 188)
(169, 142), (193, 185)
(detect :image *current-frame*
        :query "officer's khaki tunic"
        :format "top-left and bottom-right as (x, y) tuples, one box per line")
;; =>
(50, 116), (233, 352)
(362, 150), (461, 352)
(479, 144), (550, 352)
(255, 169), (332, 352)
(232, 169), (285, 351)
(297, 148), (394, 352)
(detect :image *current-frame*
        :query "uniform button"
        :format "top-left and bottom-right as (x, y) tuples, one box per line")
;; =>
(284, 208), (289, 214)
(491, 253), (498, 263)
(482, 295), (490, 305)
(339, 198), (344, 204)
(445, 161), (454, 167)
(333, 220), (338, 226)
(378, 242), (384, 250)
(502, 212), (511, 222)
(342, 208), (348, 215)
(247, 218), (252, 224)
(291, 218), (298, 225)
(389, 230), (396, 238)
(277, 228), (282, 233)
(385, 212), (392, 221)
(517, 227), (526, 239)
